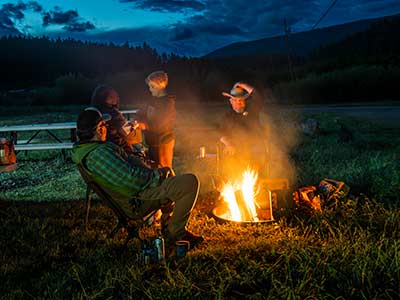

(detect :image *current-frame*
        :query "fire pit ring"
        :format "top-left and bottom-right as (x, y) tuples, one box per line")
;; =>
(212, 205), (275, 225)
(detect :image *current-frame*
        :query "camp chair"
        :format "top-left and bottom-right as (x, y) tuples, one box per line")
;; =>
(77, 163), (157, 247)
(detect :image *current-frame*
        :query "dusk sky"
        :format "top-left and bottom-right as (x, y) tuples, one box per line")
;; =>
(1, 0), (400, 57)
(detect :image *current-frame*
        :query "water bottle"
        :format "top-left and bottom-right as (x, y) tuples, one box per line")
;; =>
(139, 241), (153, 266)
(153, 226), (165, 263)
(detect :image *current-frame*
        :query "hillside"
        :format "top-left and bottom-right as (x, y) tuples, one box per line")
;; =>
(310, 15), (400, 62)
(205, 13), (400, 59)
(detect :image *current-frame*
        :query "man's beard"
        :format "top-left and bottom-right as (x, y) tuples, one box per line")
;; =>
(233, 106), (245, 113)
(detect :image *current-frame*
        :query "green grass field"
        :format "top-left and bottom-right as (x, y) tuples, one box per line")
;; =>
(1, 105), (399, 299)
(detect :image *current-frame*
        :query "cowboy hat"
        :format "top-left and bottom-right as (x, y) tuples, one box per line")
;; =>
(222, 86), (250, 99)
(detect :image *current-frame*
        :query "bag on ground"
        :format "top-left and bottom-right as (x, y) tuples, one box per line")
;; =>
(0, 137), (17, 165)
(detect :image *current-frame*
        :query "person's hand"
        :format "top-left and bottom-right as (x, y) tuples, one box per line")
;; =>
(158, 166), (175, 181)
(132, 120), (147, 130)
(130, 120), (140, 130)
(127, 120), (147, 130)
(233, 82), (254, 95)
(223, 145), (236, 155)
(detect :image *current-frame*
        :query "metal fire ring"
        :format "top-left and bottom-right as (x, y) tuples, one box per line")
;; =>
(212, 205), (275, 225)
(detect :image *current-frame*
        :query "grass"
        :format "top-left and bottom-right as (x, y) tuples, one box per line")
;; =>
(1, 105), (399, 299)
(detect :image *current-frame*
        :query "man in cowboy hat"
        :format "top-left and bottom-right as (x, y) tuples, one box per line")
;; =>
(219, 82), (268, 177)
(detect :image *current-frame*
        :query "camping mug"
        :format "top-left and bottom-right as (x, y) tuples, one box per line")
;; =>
(176, 240), (190, 258)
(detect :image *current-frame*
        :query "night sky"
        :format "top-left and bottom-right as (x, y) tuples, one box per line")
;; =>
(1, 0), (400, 56)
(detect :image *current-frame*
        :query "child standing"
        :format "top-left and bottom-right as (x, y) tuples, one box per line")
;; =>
(143, 71), (176, 169)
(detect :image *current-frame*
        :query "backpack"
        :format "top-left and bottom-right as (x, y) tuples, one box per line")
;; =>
(0, 137), (17, 165)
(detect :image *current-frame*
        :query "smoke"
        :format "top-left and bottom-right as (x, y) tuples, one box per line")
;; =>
(173, 83), (300, 192)
(108, 69), (300, 190)
(262, 107), (300, 185)
(172, 84), (226, 183)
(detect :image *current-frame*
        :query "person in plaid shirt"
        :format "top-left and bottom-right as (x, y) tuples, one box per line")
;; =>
(72, 107), (204, 249)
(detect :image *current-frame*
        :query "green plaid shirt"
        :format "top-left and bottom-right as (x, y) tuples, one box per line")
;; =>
(72, 141), (161, 208)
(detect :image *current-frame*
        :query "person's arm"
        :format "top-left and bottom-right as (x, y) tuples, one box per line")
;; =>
(233, 82), (254, 95)
(86, 144), (161, 195)
(220, 136), (236, 155)
(132, 107), (149, 130)
(218, 113), (236, 155)
(111, 111), (145, 145)
(124, 147), (174, 177)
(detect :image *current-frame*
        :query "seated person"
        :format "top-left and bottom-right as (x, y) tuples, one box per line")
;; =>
(71, 107), (203, 249)
(91, 85), (146, 156)
(219, 82), (268, 177)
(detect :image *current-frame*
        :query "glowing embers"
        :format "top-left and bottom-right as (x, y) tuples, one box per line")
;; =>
(213, 167), (274, 223)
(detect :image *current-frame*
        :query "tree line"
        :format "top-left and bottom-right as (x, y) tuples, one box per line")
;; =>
(1, 15), (399, 106)
(0, 36), (162, 90)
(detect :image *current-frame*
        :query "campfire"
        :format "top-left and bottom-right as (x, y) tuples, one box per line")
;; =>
(213, 167), (274, 223)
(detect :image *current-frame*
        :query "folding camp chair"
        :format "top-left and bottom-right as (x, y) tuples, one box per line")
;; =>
(77, 164), (157, 247)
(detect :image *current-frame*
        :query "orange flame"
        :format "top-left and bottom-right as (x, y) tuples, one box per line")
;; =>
(220, 167), (259, 222)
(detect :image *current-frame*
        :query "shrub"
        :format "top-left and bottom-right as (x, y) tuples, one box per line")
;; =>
(33, 73), (96, 105)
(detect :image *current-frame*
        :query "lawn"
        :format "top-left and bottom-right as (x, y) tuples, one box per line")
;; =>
(1, 104), (399, 299)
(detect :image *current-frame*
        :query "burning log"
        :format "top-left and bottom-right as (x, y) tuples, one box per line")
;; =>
(234, 190), (254, 221)
(216, 166), (270, 223)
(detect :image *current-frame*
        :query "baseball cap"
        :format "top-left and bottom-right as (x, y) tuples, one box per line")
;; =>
(77, 107), (111, 136)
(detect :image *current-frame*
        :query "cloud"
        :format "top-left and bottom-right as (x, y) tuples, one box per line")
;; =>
(169, 26), (195, 41)
(125, 0), (323, 45)
(0, 1), (42, 34)
(168, 18), (244, 41)
(64, 25), (244, 57)
(86, 0), (400, 56)
(42, 7), (78, 26)
(64, 21), (95, 32)
(27, 1), (42, 13)
(3, 0), (399, 57)
(0, 1), (95, 34)
(119, 0), (206, 13)
(42, 6), (96, 32)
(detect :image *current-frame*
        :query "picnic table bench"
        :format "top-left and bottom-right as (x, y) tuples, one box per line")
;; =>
(0, 109), (139, 152)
